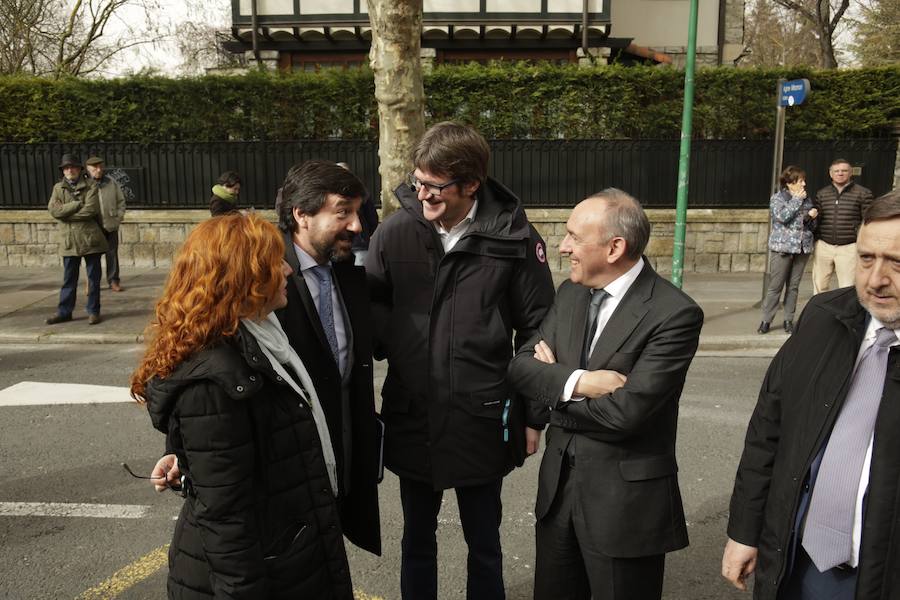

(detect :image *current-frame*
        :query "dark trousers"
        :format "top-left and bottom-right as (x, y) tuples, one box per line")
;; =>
(761, 252), (810, 323)
(779, 547), (857, 600)
(59, 254), (102, 317)
(534, 462), (665, 600)
(399, 477), (504, 600)
(103, 228), (120, 284)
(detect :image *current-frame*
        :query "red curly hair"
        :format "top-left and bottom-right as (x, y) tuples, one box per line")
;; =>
(131, 213), (285, 402)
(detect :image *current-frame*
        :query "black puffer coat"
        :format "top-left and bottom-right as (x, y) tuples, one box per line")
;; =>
(145, 326), (352, 600)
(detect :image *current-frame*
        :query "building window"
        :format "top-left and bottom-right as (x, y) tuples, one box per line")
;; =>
(436, 49), (577, 65)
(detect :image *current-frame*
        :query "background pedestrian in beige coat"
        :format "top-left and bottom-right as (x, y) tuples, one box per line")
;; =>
(46, 154), (108, 325)
(85, 156), (126, 291)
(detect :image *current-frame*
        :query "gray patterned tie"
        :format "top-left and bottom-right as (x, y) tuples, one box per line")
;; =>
(801, 326), (897, 571)
(312, 264), (340, 364)
(580, 289), (609, 369)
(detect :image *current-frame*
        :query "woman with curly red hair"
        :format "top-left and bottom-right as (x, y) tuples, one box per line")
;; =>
(131, 213), (352, 599)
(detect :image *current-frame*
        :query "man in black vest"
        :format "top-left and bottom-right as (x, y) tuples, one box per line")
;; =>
(811, 159), (873, 293)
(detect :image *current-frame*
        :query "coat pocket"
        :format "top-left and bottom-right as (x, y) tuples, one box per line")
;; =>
(618, 455), (678, 481)
(264, 521), (325, 587)
(462, 386), (507, 420)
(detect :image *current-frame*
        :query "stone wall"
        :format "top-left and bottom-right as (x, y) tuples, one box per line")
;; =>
(528, 208), (769, 274)
(0, 208), (771, 274)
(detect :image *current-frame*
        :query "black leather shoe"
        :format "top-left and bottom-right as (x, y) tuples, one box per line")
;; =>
(784, 320), (794, 334)
(757, 321), (770, 334)
(45, 313), (72, 325)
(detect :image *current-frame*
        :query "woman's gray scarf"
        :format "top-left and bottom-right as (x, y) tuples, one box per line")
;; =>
(241, 312), (337, 496)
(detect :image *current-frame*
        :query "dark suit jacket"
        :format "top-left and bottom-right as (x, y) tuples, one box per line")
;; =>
(508, 261), (703, 558)
(276, 233), (381, 556)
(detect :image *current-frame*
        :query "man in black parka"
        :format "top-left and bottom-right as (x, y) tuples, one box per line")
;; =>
(365, 122), (555, 599)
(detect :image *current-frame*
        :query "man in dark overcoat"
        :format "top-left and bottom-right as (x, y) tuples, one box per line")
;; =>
(723, 191), (900, 600)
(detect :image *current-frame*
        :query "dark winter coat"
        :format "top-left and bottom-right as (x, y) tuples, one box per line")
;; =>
(276, 237), (381, 556)
(365, 178), (555, 489)
(145, 326), (352, 600)
(767, 189), (816, 255)
(727, 288), (900, 599)
(813, 181), (874, 246)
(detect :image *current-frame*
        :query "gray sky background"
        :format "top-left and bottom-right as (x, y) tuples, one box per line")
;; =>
(104, 0), (229, 76)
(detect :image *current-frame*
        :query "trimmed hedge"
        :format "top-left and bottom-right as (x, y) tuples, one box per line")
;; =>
(2, 64), (898, 142)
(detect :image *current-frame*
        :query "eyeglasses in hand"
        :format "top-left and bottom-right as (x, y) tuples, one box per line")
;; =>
(121, 462), (185, 496)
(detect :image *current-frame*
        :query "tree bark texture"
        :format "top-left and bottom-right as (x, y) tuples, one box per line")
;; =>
(366, 0), (425, 215)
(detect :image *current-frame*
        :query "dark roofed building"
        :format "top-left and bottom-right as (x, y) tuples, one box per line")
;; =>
(223, 0), (745, 71)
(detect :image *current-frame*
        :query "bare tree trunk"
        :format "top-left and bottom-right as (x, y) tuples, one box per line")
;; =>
(773, 0), (848, 68)
(366, 0), (425, 216)
(818, 24), (837, 67)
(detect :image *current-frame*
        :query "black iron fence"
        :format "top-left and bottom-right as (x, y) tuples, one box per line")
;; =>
(1, 139), (895, 210)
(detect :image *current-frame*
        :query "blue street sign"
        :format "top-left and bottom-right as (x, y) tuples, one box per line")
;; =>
(779, 78), (810, 107)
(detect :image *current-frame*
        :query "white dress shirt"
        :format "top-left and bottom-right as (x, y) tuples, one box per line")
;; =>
(849, 316), (899, 566)
(293, 243), (349, 375)
(435, 200), (478, 252)
(561, 258), (645, 402)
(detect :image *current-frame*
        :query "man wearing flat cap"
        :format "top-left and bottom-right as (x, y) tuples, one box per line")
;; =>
(85, 156), (126, 292)
(46, 154), (108, 325)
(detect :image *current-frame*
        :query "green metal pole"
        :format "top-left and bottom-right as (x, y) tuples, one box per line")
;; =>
(671, 0), (699, 289)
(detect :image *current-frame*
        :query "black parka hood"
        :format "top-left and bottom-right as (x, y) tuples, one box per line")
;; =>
(395, 176), (534, 244)
(144, 328), (264, 435)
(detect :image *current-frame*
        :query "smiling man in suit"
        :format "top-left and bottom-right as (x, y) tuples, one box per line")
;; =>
(508, 188), (704, 600)
(151, 160), (381, 557)
(273, 160), (381, 556)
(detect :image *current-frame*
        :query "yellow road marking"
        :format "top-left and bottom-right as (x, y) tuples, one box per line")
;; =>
(76, 544), (168, 600)
(75, 542), (383, 600)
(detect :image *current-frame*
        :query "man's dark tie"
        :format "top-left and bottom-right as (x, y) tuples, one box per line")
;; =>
(580, 289), (609, 368)
(311, 264), (340, 364)
(801, 326), (897, 571)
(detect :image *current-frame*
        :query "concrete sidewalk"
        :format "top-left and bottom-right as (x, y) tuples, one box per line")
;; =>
(0, 266), (812, 354)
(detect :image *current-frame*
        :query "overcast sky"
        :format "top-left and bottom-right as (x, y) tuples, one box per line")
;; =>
(104, 0), (229, 76)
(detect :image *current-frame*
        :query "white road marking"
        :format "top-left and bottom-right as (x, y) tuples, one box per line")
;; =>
(0, 381), (133, 406)
(0, 501), (149, 519)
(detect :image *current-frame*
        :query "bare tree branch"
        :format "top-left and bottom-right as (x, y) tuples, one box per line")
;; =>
(830, 0), (850, 33)
(1, 0), (230, 77)
(766, 0), (847, 67)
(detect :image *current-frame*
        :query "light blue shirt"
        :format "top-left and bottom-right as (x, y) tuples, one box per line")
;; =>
(293, 243), (349, 375)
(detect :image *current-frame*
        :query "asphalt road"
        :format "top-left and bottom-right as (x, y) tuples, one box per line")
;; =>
(0, 343), (766, 600)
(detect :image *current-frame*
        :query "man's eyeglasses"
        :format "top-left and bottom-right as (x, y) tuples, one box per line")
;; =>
(406, 171), (459, 197)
